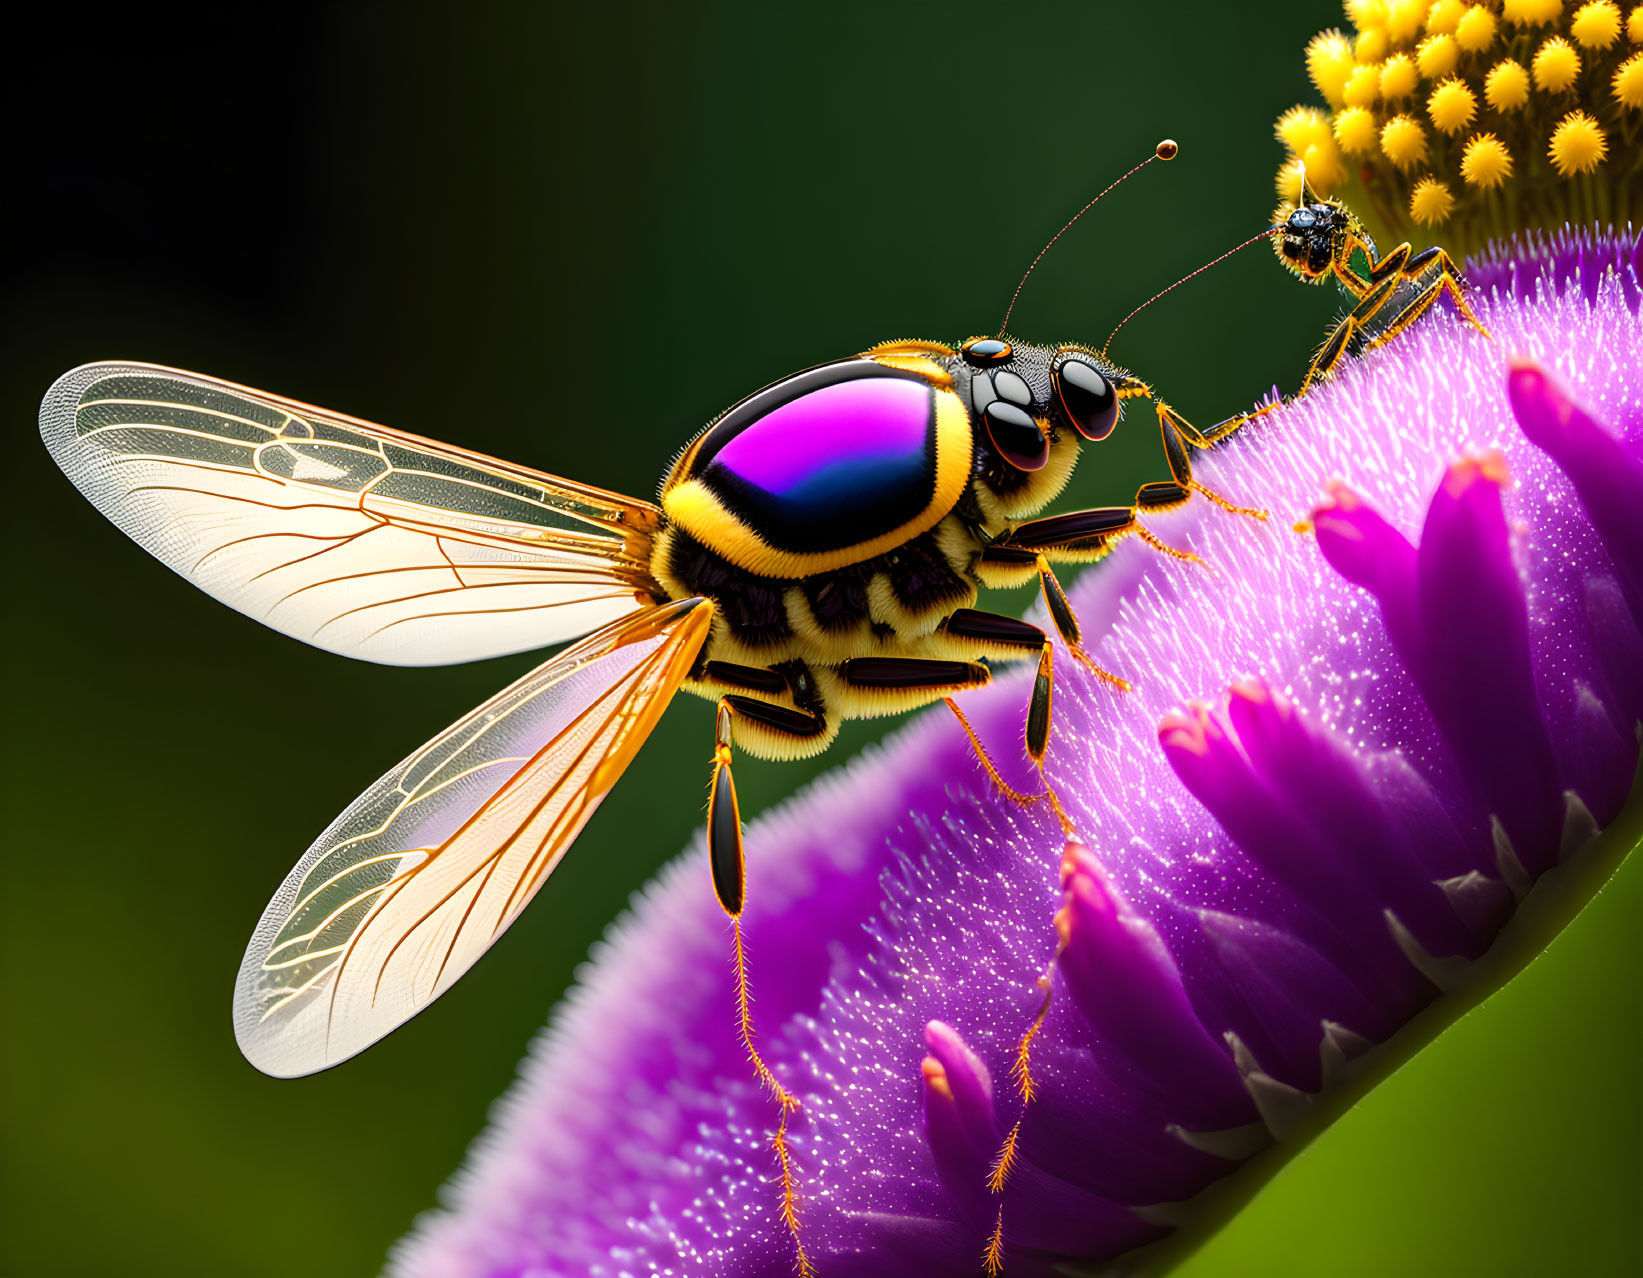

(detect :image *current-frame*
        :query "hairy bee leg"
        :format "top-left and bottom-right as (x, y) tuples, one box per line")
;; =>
(708, 699), (815, 1278)
(988, 504), (1200, 572)
(838, 656), (991, 695)
(939, 606), (1051, 659)
(935, 609), (1088, 766)
(1110, 374), (1275, 520)
(1151, 402), (1271, 521)
(943, 696), (1075, 836)
(1033, 555), (1131, 691)
(982, 855), (1074, 1277)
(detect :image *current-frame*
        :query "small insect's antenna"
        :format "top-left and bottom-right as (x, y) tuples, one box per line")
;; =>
(998, 138), (1179, 336)
(1101, 227), (1283, 357)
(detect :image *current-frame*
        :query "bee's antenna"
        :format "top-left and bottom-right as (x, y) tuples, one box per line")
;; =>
(998, 138), (1179, 337)
(1101, 227), (1283, 358)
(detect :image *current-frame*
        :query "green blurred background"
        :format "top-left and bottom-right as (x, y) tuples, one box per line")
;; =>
(3, 3), (1636, 1275)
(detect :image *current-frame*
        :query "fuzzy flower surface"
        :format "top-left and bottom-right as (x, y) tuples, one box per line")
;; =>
(393, 235), (1642, 1278)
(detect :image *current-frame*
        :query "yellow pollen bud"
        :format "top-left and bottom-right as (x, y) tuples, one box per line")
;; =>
(1380, 113), (1430, 167)
(1346, 0), (1388, 25)
(1460, 132), (1514, 186)
(1502, 0), (1565, 24)
(1455, 5), (1498, 50)
(1571, 1), (1624, 45)
(1381, 52), (1420, 96)
(1307, 30), (1358, 105)
(1409, 176), (1456, 224)
(1428, 77), (1479, 131)
(1275, 158), (1306, 205)
(1485, 58), (1533, 109)
(1630, 6), (1643, 42)
(1548, 108), (1609, 173)
(1417, 32), (1461, 76)
(1357, 25), (1392, 61)
(1334, 106), (1380, 152)
(1344, 63), (1382, 104)
(1387, 0), (1426, 42)
(1428, 0), (1466, 33)
(1534, 36), (1582, 91)
(1303, 137), (1349, 191)
(1615, 50), (1643, 105)
(1277, 105), (1333, 154)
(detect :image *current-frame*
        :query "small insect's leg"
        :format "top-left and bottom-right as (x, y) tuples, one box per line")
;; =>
(1417, 248), (1491, 340)
(1363, 246), (1492, 352)
(1297, 273), (1401, 396)
(1033, 555), (1129, 691)
(709, 700), (814, 1278)
(1360, 239), (1411, 288)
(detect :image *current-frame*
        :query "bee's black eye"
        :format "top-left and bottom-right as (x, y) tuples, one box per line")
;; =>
(1054, 355), (1119, 441)
(982, 400), (1048, 470)
(962, 338), (1012, 365)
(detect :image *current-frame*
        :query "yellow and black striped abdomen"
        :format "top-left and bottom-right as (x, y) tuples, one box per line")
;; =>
(660, 357), (972, 580)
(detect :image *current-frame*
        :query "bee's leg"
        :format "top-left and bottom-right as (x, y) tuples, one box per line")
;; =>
(932, 612), (1082, 825)
(982, 909), (1068, 1277)
(1108, 374), (1278, 517)
(835, 646), (1083, 1192)
(1028, 555), (1131, 693)
(987, 505), (1200, 574)
(1145, 398), (1274, 521)
(708, 696), (821, 1278)
(934, 691), (1074, 1277)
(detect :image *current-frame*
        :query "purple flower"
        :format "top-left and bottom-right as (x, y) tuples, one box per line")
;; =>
(392, 231), (1642, 1278)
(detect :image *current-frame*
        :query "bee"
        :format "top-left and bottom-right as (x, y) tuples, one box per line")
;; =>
(1274, 169), (1491, 392)
(41, 140), (1479, 1273)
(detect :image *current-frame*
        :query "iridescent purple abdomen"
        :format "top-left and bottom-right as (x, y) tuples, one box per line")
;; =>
(668, 359), (950, 560)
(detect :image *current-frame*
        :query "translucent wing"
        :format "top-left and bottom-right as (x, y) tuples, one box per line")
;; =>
(233, 597), (713, 1076)
(40, 362), (662, 665)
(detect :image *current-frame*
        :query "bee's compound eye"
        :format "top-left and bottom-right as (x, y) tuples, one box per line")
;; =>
(1054, 355), (1119, 441)
(962, 337), (1012, 365)
(992, 370), (1032, 407)
(982, 400), (1048, 470)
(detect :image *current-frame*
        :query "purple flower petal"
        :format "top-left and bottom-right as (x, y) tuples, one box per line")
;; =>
(392, 235), (1643, 1278)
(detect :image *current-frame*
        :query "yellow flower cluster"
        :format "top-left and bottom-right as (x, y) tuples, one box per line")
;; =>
(1276, 1), (1641, 257)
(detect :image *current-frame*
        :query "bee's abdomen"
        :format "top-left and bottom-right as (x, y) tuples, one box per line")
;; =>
(660, 358), (973, 578)
(665, 529), (792, 648)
